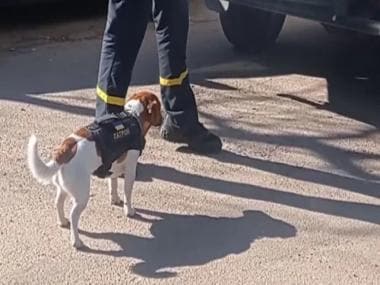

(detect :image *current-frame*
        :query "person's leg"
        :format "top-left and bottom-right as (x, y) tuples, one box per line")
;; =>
(152, 0), (197, 129)
(152, 0), (222, 153)
(96, 0), (151, 118)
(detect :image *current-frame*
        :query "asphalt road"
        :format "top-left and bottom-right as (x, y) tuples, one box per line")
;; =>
(0, 1), (379, 284)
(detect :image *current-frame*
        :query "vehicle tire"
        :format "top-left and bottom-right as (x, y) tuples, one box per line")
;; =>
(220, 4), (286, 53)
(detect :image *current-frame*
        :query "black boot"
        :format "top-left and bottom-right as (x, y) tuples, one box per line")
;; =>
(160, 115), (222, 154)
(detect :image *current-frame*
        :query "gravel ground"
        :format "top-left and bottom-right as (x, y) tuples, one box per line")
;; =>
(0, 2), (379, 284)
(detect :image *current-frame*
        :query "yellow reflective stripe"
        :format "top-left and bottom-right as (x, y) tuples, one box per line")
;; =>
(160, 69), (189, 87)
(96, 86), (125, 106)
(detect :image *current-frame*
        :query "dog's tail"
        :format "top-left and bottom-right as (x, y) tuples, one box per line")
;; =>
(27, 135), (60, 185)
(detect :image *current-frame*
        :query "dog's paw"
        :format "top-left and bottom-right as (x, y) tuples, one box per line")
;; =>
(125, 207), (136, 217)
(58, 218), (70, 228)
(71, 238), (84, 249)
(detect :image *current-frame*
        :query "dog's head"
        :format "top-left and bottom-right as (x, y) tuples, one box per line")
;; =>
(125, 91), (163, 133)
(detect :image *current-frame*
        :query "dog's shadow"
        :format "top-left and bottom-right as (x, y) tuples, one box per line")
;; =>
(80, 209), (296, 278)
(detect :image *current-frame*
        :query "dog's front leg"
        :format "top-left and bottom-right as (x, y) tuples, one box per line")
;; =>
(123, 150), (140, 217)
(108, 178), (121, 205)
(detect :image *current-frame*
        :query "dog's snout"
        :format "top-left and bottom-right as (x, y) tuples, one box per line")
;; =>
(158, 113), (163, 126)
(153, 114), (163, 127)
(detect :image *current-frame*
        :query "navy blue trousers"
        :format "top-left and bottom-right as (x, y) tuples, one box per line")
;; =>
(96, 0), (198, 129)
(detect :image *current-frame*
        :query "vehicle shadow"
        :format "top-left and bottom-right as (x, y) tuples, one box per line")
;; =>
(79, 209), (296, 278)
(136, 162), (380, 225)
(271, 37), (380, 129)
(192, 24), (380, 129)
(193, 111), (380, 186)
(213, 149), (380, 198)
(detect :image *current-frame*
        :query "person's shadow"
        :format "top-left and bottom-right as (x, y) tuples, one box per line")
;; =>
(80, 209), (296, 278)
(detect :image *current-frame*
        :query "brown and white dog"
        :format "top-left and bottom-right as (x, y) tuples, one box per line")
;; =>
(27, 91), (162, 248)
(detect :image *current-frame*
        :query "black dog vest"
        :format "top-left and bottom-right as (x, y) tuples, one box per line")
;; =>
(87, 112), (145, 178)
